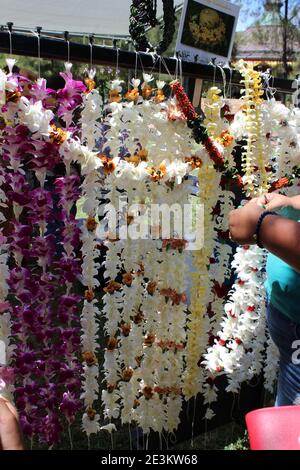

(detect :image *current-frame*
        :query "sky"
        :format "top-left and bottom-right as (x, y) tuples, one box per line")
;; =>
(235, 0), (264, 31)
(0, 0), (266, 35)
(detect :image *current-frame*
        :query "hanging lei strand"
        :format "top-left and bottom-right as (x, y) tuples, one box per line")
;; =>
(201, 89), (236, 416)
(53, 64), (88, 437)
(101, 170), (123, 424)
(185, 161), (221, 402)
(79, 77), (104, 437)
(118, 178), (145, 430)
(170, 80), (225, 169)
(235, 60), (270, 195)
(28, 78), (83, 442)
(3, 100), (59, 443)
(0, 63), (17, 397)
(160, 180), (190, 435)
(100, 77), (195, 438)
(1, 68), (51, 441)
(204, 61), (269, 401)
(169, 80), (223, 401)
(0, 165), (13, 400)
(203, 87), (235, 337)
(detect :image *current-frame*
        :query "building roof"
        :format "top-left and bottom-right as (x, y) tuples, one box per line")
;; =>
(259, 0), (282, 26)
(235, 1), (300, 62)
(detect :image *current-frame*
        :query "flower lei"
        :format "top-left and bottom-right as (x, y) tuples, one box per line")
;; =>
(183, 161), (221, 401)
(101, 75), (194, 437)
(234, 60), (270, 195)
(170, 83), (234, 405)
(170, 80), (225, 169)
(0, 63), (86, 446)
(0, 167), (13, 399)
(204, 64), (273, 408)
(79, 86), (104, 436)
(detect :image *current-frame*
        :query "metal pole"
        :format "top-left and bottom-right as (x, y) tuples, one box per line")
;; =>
(0, 30), (294, 93)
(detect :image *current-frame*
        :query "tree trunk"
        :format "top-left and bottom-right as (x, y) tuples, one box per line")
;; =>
(282, 0), (289, 79)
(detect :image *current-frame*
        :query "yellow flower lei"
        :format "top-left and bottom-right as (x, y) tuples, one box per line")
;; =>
(235, 60), (269, 196)
(183, 163), (220, 399)
(203, 86), (223, 138)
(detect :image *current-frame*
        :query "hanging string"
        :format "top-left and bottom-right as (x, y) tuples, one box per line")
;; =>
(68, 424), (73, 450)
(179, 55), (183, 84)
(135, 425), (139, 450)
(158, 54), (162, 81)
(217, 64), (226, 99)
(168, 431), (177, 445)
(64, 31), (70, 63)
(135, 51), (138, 78)
(149, 52), (159, 76)
(128, 423), (132, 451)
(161, 430), (169, 450)
(116, 47), (119, 77)
(8, 30), (12, 57)
(138, 51), (145, 76)
(228, 65), (233, 99)
(30, 29), (42, 78)
(269, 73), (278, 101)
(209, 58), (217, 87)
(190, 395), (197, 448)
(89, 34), (94, 71)
(36, 27), (42, 79)
(174, 54), (179, 81)
(160, 56), (172, 80)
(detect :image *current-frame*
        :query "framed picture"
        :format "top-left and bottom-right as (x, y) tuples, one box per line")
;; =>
(176, 0), (240, 64)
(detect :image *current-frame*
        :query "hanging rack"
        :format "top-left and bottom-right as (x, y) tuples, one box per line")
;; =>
(0, 27), (295, 94)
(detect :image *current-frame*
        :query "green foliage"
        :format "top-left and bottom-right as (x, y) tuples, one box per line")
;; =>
(224, 431), (249, 450)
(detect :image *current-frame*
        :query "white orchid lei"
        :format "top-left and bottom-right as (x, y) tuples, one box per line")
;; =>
(78, 84), (104, 436)
(203, 88), (236, 337)
(100, 75), (196, 436)
(203, 69), (267, 405)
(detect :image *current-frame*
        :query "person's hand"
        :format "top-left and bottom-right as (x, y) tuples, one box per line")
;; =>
(229, 203), (264, 245)
(255, 193), (291, 211)
(0, 397), (23, 450)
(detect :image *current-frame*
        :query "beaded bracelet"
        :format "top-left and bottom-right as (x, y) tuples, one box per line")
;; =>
(253, 211), (276, 248)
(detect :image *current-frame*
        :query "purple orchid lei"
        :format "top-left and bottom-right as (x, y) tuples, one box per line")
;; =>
(1, 69), (85, 447)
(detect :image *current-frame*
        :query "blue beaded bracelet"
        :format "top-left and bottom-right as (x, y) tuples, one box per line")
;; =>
(253, 211), (276, 248)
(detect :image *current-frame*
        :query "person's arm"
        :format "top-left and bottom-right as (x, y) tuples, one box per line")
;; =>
(0, 397), (23, 450)
(259, 214), (300, 272)
(289, 195), (300, 210)
(228, 203), (300, 272)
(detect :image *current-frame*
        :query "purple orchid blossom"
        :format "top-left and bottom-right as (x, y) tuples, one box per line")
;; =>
(3, 68), (84, 448)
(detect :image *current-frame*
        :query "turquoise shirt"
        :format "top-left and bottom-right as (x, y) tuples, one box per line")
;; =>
(265, 206), (300, 323)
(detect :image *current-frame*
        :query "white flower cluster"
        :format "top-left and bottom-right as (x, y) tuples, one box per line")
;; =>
(18, 97), (54, 136)
(204, 245), (267, 394)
